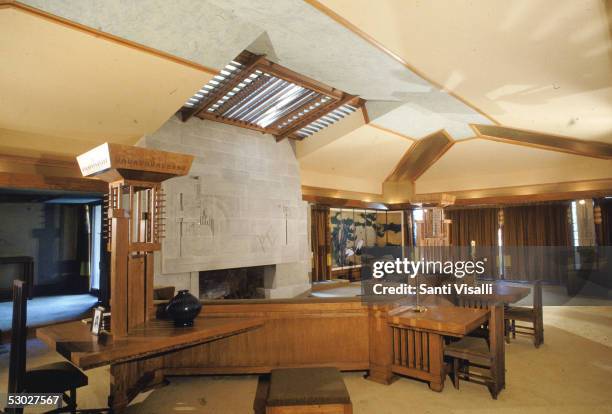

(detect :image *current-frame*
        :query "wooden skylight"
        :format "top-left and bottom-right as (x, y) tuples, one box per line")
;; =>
(179, 51), (363, 141)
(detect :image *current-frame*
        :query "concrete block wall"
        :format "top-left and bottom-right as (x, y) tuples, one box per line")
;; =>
(140, 117), (311, 298)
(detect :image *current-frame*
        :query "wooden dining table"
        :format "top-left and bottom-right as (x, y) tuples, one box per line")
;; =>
(373, 281), (531, 392)
(37, 316), (264, 412)
(386, 305), (489, 391)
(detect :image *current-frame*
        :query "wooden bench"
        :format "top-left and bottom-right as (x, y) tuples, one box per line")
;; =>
(266, 367), (352, 414)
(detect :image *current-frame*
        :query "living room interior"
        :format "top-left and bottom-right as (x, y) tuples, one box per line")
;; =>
(1, 1), (611, 413)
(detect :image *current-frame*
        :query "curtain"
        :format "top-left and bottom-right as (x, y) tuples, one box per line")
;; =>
(403, 210), (414, 247)
(311, 206), (331, 282)
(596, 199), (612, 246)
(446, 208), (498, 246)
(502, 203), (571, 283)
(446, 207), (499, 278)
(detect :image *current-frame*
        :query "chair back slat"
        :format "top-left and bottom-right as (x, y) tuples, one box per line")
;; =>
(8, 280), (27, 395)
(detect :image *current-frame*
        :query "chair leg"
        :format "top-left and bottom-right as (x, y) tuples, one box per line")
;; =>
(452, 358), (460, 389)
(69, 388), (77, 414)
(504, 319), (511, 344)
(487, 381), (499, 400)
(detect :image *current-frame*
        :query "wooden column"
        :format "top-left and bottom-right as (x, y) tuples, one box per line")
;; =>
(367, 305), (396, 385)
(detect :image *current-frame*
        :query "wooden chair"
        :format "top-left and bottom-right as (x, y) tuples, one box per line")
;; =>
(505, 280), (544, 348)
(455, 297), (490, 343)
(6, 280), (89, 414)
(445, 303), (505, 399)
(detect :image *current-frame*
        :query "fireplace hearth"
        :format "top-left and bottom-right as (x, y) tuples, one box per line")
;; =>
(199, 265), (271, 299)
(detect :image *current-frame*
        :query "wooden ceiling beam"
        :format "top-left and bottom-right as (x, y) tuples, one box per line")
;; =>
(181, 53), (267, 122)
(196, 111), (274, 134)
(213, 74), (271, 116)
(256, 60), (344, 100)
(276, 94), (359, 141)
(472, 124), (612, 159)
(385, 130), (454, 182)
(267, 92), (324, 133)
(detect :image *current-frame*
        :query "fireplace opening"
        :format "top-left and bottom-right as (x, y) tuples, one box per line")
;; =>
(199, 265), (271, 299)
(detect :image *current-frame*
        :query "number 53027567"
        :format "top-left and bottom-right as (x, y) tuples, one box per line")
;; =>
(6, 393), (62, 408)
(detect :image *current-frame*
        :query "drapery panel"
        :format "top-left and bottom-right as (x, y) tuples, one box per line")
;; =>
(311, 206), (331, 282)
(502, 203), (571, 283)
(446, 208), (498, 247)
(596, 199), (612, 246)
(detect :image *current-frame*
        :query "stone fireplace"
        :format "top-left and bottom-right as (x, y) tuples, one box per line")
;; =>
(142, 117), (311, 299)
(199, 265), (268, 299)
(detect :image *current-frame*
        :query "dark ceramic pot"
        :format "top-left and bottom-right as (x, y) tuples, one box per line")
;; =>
(165, 290), (202, 327)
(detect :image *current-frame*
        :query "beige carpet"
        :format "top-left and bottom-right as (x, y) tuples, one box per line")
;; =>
(1, 306), (611, 414)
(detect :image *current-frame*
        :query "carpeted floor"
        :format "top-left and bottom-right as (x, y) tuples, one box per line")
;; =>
(0, 306), (610, 413)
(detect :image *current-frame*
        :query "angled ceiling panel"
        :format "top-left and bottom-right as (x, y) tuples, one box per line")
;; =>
(473, 124), (612, 159)
(386, 130), (453, 182)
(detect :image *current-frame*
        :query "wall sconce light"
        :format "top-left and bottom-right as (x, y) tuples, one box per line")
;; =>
(594, 205), (602, 225)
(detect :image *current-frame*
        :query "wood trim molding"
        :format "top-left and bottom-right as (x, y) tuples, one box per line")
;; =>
(471, 124), (612, 159)
(0, 153), (78, 169)
(385, 129), (453, 182)
(418, 179), (612, 206)
(303, 0), (500, 126)
(1, 1), (217, 74)
(369, 123), (414, 142)
(0, 171), (107, 193)
(302, 185), (384, 202)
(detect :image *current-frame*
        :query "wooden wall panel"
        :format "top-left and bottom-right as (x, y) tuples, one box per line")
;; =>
(160, 301), (370, 374)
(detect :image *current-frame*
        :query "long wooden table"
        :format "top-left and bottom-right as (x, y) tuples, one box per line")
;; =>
(37, 317), (263, 412)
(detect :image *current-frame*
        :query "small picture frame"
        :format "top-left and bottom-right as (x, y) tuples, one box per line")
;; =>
(91, 306), (104, 335)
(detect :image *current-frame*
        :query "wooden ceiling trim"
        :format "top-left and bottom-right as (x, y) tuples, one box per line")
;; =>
(276, 94), (358, 141)
(369, 123), (414, 141)
(213, 74), (271, 116)
(180, 51), (361, 140)
(256, 59), (343, 100)
(472, 124), (612, 159)
(385, 130), (454, 182)
(197, 111), (274, 134)
(181, 53), (267, 121)
(0, 171), (107, 193)
(418, 178), (612, 206)
(266, 92), (324, 133)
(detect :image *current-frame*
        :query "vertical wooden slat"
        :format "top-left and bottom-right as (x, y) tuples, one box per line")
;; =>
(400, 329), (407, 367)
(408, 329), (415, 368)
(145, 252), (155, 321)
(393, 327), (400, 365)
(422, 332), (429, 371)
(415, 331), (422, 369)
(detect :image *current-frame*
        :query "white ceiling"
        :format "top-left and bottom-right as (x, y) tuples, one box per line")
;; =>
(23, 0), (494, 141)
(300, 124), (413, 194)
(417, 139), (612, 193)
(319, 0), (612, 143)
(7, 0), (611, 196)
(0, 6), (213, 157)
